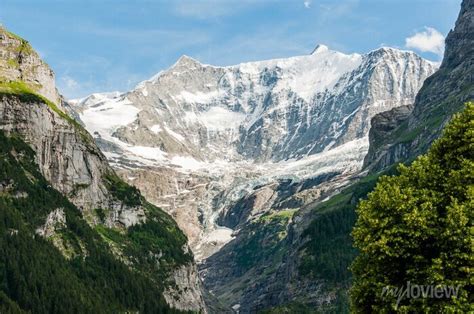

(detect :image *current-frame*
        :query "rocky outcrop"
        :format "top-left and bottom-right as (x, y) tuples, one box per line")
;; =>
(164, 261), (208, 313)
(0, 28), (207, 312)
(0, 29), (125, 225)
(0, 94), (132, 227)
(363, 104), (413, 168)
(218, 184), (278, 229)
(364, 0), (474, 171)
(115, 166), (209, 248)
(0, 27), (60, 105)
(35, 208), (67, 238)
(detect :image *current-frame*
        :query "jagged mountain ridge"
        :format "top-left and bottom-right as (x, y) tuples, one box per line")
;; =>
(364, 0), (474, 170)
(74, 45), (436, 164)
(72, 45), (437, 261)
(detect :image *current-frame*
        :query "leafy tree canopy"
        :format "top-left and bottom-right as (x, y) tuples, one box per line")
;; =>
(351, 102), (474, 312)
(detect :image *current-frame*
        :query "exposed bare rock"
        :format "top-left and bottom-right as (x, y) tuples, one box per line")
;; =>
(164, 261), (208, 313)
(364, 0), (474, 171)
(0, 27), (60, 105)
(35, 208), (66, 238)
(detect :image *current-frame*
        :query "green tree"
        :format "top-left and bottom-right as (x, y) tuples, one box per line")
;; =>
(351, 102), (474, 312)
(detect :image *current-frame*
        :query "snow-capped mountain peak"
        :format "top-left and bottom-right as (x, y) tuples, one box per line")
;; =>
(310, 43), (329, 54)
(173, 54), (205, 69)
(70, 45), (437, 257)
(73, 45), (437, 166)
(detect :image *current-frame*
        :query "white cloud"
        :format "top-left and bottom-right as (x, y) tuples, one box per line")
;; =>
(63, 76), (79, 89)
(304, 0), (312, 9)
(58, 75), (82, 99)
(405, 27), (445, 56)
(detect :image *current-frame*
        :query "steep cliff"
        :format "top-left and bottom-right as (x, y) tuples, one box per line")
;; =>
(0, 26), (60, 105)
(74, 46), (436, 164)
(0, 27), (206, 312)
(73, 45), (436, 262)
(364, 0), (474, 170)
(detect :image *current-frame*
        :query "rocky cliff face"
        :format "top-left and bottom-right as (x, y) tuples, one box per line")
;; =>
(364, 0), (474, 170)
(0, 28), (206, 313)
(0, 27), (60, 105)
(72, 46), (436, 264)
(0, 93), (148, 229)
(75, 46), (436, 164)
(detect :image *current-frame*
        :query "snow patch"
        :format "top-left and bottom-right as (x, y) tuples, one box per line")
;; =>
(199, 107), (246, 130)
(177, 90), (221, 104)
(171, 156), (204, 171)
(150, 124), (162, 134)
(165, 126), (185, 142)
(79, 96), (139, 137)
(234, 47), (362, 102)
(126, 145), (167, 161)
(200, 226), (234, 246)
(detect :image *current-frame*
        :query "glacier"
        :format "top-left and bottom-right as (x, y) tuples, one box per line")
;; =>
(71, 44), (437, 260)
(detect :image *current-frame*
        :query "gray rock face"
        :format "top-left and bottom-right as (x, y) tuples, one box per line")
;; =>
(114, 166), (211, 249)
(0, 95), (117, 223)
(164, 259), (208, 313)
(364, 0), (474, 171)
(35, 208), (67, 238)
(77, 47), (436, 163)
(218, 184), (278, 229)
(0, 28), (207, 313)
(363, 104), (413, 168)
(0, 27), (60, 105)
(73, 46), (436, 262)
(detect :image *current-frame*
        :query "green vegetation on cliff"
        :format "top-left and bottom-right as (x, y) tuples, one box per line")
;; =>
(0, 81), (95, 146)
(299, 170), (398, 283)
(235, 209), (294, 272)
(0, 130), (189, 312)
(103, 171), (143, 207)
(351, 103), (474, 312)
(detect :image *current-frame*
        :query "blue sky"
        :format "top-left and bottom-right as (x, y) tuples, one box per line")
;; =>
(1, 0), (461, 99)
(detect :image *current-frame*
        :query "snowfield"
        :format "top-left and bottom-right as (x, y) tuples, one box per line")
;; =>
(71, 44), (437, 259)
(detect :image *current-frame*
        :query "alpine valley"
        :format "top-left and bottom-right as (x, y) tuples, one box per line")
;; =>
(1, 0), (473, 312)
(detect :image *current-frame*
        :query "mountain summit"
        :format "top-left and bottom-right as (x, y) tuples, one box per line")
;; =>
(72, 45), (437, 261)
(310, 43), (329, 54)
